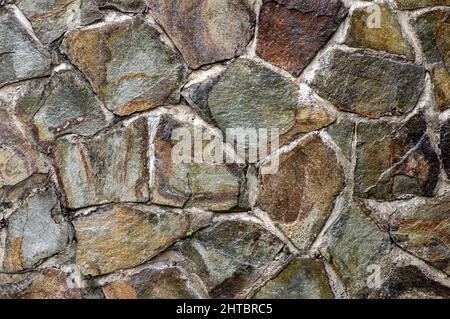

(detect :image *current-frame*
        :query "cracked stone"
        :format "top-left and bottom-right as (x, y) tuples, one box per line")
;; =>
(355, 113), (440, 200)
(432, 65), (450, 111)
(412, 8), (450, 69)
(151, 115), (247, 211)
(390, 197), (450, 275)
(258, 134), (345, 252)
(326, 201), (391, 298)
(3, 183), (68, 272)
(53, 117), (149, 209)
(253, 258), (334, 299)
(256, 0), (347, 76)
(311, 48), (425, 118)
(149, 0), (255, 69)
(15, 71), (111, 142)
(345, 4), (414, 59)
(178, 219), (286, 298)
(74, 204), (212, 276)
(0, 6), (51, 87)
(395, 0), (450, 10)
(94, 0), (147, 12)
(16, 0), (103, 44)
(63, 17), (187, 116)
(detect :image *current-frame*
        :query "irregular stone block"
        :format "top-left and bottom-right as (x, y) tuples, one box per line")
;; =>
(326, 116), (355, 160)
(74, 204), (212, 276)
(257, 0), (347, 76)
(15, 71), (111, 142)
(179, 219), (285, 298)
(326, 201), (391, 298)
(0, 6), (51, 87)
(3, 183), (68, 272)
(390, 197), (450, 275)
(412, 8), (450, 69)
(345, 4), (413, 59)
(258, 135), (345, 252)
(16, 0), (103, 44)
(311, 48), (425, 118)
(151, 115), (246, 211)
(395, 0), (450, 10)
(440, 119), (450, 177)
(53, 117), (149, 209)
(253, 258), (334, 299)
(355, 113), (440, 200)
(432, 65), (450, 111)
(63, 17), (187, 116)
(94, 0), (147, 12)
(149, 0), (255, 69)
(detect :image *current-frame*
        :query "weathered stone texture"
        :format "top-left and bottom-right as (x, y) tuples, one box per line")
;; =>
(53, 117), (149, 209)
(311, 48), (425, 118)
(256, 0), (347, 76)
(258, 135), (345, 252)
(95, 0), (147, 12)
(149, 0), (255, 69)
(63, 17), (187, 116)
(396, 0), (450, 10)
(432, 65), (450, 111)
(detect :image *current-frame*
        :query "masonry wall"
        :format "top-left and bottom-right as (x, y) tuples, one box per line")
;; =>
(0, 0), (449, 299)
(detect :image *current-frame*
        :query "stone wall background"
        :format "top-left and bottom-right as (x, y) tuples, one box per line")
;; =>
(0, 0), (449, 299)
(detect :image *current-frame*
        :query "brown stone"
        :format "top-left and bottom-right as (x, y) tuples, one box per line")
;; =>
(258, 134), (345, 252)
(395, 0), (450, 10)
(432, 65), (450, 111)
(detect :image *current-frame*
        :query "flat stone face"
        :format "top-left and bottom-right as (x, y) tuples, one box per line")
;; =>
(432, 65), (450, 111)
(311, 48), (425, 118)
(0, 7), (51, 87)
(17, 71), (111, 142)
(3, 183), (68, 272)
(103, 266), (205, 299)
(325, 117), (355, 160)
(412, 9), (450, 69)
(345, 4), (413, 59)
(16, 0), (103, 44)
(390, 197), (450, 275)
(74, 204), (211, 276)
(326, 201), (391, 298)
(395, 0), (450, 10)
(208, 59), (299, 134)
(0, 103), (47, 189)
(95, 0), (147, 12)
(355, 113), (440, 200)
(254, 258), (334, 299)
(258, 135), (345, 252)
(63, 17), (187, 116)
(149, 0), (255, 69)
(53, 117), (149, 209)
(179, 219), (285, 298)
(256, 0), (347, 76)
(151, 115), (246, 211)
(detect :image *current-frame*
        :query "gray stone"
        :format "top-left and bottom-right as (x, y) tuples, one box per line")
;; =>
(326, 116), (355, 160)
(94, 0), (146, 12)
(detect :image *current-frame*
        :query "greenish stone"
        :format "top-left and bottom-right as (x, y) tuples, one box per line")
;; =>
(326, 117), (354, 160)
(355, 113), (439, 200)
(395, 0), (450, 10)
(326, 201), (391, 298)
(53, 117), (149, 209)
(63, 17), (187, 116)
(0, 6), (51, 87)
(3, 183), (68, 272)
(179, 219), (286, 298)
(95, 0), (146, 12)
(254, 258), (334, 299)
(311, 48), (425, 118)
(345, 4), (413, 59)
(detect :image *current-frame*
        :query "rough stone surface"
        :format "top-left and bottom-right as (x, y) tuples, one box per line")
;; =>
(63, 17), (187, 116)
(345, 4), (413, 59)
(441, 119), (450, 177)
(3, 183), (68, 272)
(326, 201), (392, 298)
(16, 0), (103, 44)
(355, 113), (440, 200)
(149, 0), (255, 69)
(253, 258), (334, 299)
(74, 204), (212, 276)
(258, 135), (345, 252)
(432, 65), (450, 111)
(390, 197), (450, 275)
(256, 0), (347, 76)
(0, 6), (51, 87)
(178, 219), (285, 298)
(326, 116), (355, 159)
(95, 0), (147, 12)
(151, 115), (246, 211)
(53, 117), (149, 209)
(311, 48), (425, 118)
(396, 0), (450, 10)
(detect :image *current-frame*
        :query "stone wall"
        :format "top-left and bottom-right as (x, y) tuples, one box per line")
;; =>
(0, 0), (449, 299)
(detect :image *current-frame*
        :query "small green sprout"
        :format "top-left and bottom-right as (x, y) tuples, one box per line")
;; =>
(186, 229), (194, 237)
